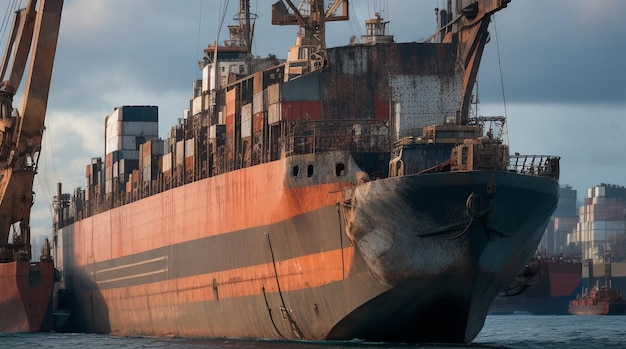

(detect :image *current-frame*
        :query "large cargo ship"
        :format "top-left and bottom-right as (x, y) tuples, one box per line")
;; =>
(0, 0), (62, 333)
(490, 257), (582, 315)
(54, 0), (560, 343)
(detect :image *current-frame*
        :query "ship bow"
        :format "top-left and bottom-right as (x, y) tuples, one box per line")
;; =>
(340, 170), (558, 342)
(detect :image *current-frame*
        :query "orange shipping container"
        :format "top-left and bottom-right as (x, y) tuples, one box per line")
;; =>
(185, 156), (194, 172)
(226, 112), (235, 139)
(226, 87), (238, 117)
(253, 112), (264, 133)
(253, 71), (264, 94)
(105, 152), (113, 168)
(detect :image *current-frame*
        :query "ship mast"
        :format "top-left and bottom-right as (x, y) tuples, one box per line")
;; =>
(203, 1), (256, 102)
(229, 0), (256, 55)
(272, 0), (348, 72)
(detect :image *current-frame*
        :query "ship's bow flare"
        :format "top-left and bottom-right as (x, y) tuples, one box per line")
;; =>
(341, 170), (559, 342)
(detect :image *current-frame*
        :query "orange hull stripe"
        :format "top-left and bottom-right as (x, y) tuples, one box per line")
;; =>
(90, 248), (353, 309)
(72, 161), (348, 265)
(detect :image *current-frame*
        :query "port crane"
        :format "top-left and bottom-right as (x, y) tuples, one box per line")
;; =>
(0, 0), (63, 262)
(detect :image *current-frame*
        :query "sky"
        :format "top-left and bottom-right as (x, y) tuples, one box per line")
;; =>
(1, 0), (624, 239)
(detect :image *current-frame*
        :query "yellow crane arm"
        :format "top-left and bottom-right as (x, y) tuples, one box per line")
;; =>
(0, 0), (63, 261)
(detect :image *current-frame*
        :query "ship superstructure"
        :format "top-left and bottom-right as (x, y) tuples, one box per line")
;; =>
(54, 0), (560, 343)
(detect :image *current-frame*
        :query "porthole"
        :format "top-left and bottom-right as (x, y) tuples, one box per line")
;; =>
(307, 164), (314, 177)
(292, 165), (299, 177)
(335, 163), (345, 177)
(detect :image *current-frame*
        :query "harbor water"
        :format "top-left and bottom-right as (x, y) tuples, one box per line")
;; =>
(1, 315), (625, 348)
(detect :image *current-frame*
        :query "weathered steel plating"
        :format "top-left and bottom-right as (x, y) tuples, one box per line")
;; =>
(54, 0), (560, 344)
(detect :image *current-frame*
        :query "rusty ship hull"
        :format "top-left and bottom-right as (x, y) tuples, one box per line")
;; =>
(53, 0), (561, 344)
(568, 303), (626, 315)
(57, 152), (558, 343)
(0, 261), (54, 332)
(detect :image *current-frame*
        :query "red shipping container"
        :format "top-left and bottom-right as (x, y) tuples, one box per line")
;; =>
(281, 101), (321, 122)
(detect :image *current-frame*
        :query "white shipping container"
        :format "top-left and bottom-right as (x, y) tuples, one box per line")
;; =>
(242, 103), (252, 118)
(143, 166), (152, 182)
(192, 96), (203, 116)
(185, 138), (195, 157)
(268, 103), (282, 124)
(108, 149), (140, 161)
(162, 153), (172, 172)
(122, 121), (158, 136)
(241, 104), (252, 138)
(105, 123), (121, 153)
(176, 140), (184, 166)
(241, 112), (251, 138)
(202, 64), (210, 92)
(106, 124), (159, 153)
(268, 83), (280, 105)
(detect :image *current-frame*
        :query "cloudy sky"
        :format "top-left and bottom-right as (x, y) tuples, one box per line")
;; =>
(2, 0), (624, 239)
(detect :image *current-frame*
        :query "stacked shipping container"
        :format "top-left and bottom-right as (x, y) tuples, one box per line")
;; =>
(77, 43), (468, 219)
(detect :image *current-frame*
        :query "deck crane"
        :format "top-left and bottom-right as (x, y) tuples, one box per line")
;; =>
(272, 0), (348, 71)
(0, 0), (63, 262)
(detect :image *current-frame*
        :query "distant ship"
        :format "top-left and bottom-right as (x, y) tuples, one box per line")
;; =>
(0, 0), (62, 333)
(53, 0), (560, 343)
(569, 253), (626, 315)
(490, 257), (582, 315)
(568, 286), (626, 315)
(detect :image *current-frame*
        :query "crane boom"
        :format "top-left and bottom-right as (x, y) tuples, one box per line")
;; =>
(0, 0), (63, 262)
(271, 0), (348, 71)
(0, 1), (36, 95)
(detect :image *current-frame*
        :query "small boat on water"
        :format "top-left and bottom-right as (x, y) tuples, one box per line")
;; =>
(568, 286), (626, 315)
(569, 253), (626, 315)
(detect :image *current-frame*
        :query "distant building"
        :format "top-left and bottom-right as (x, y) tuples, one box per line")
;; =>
(567, 184), (626, 263)
(31, 234), (49, 261)
(539, 185), (578, 255)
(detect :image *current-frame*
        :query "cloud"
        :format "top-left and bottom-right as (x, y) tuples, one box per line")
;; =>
(481, 102), (626, 198)
(478, 0), (626, 105)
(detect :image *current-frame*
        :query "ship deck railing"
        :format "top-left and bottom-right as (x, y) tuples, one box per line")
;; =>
(508, 154), (560, 179)
(284, 119), (390, 155)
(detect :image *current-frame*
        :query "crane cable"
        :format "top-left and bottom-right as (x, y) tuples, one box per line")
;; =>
(1, 0), (21, 42)
(0, 0), (23, 74)
(492, 15), (510, 144)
